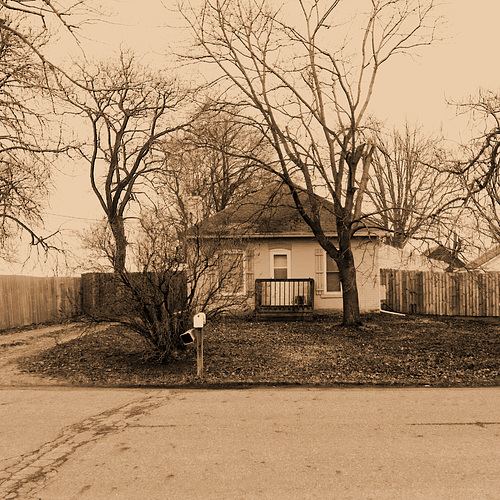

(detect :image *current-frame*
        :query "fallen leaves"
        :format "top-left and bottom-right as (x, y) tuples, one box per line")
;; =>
(17, 314), (500, 388)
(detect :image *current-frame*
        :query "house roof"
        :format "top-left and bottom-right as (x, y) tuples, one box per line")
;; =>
(196, 181), (378, 239)
(470, 245), (500, 269)
(424, 245), (467, 271)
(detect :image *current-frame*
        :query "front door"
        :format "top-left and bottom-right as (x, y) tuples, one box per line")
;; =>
(268, 249), (291, 306)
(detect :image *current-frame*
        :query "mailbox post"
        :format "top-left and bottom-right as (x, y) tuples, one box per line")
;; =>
(193, 312), (206, 378)
(180, 313), (206, 378)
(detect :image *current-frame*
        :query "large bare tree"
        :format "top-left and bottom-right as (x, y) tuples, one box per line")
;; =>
(184, 0), (441, 324)
(452, 90), (500, 246)
(366, 123), (456, 249)
(61, 50), (194, 272)
(0, 3), (83, 256)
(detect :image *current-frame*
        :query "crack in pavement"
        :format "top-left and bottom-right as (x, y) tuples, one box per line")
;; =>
(0, 391), (171, 499)
(409, 421), (500, 428)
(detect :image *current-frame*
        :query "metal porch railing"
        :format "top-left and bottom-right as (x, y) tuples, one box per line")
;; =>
(255, 278), (314, 315)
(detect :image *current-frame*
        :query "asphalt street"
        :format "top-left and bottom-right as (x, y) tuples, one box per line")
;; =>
(1, 387), (500, 499)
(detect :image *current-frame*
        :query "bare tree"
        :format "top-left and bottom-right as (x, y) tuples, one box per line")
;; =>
(451, 90), (500, 246)
(184, 0), (441, 324)
(0, 152), (51, 257)
(82, 205), (254, 362)
(60, 50), (195, 272)
(366, 123), (455, 249)
(158, 106), (274, 225)
(0, 8), (75, 256)
(1, 1), (87, 37)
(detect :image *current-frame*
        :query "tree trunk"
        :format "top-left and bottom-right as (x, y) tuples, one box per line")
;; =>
(109, 215), (127, 273)
(337, 248), (361, 325)
(336, 222), (362, 326)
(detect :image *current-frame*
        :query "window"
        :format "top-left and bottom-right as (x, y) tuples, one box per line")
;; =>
(270, 249), (291, 279)
(326, 255), (341, 293)
(218, 251), (245, 296)
(273, 254), (288, 279)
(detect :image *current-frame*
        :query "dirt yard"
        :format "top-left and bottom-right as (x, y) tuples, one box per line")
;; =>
(11, 314), (500, 388)
(0, 323), (107, 386)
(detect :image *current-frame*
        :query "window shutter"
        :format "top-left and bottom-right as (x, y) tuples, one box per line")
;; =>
(245, 249), (254, 294)
(315, 248), (324, 295)
(208, 272), (217, 289)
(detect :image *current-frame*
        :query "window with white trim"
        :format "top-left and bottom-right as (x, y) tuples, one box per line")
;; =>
(270, 249), (291, 279)
(325, 254), (341, 293)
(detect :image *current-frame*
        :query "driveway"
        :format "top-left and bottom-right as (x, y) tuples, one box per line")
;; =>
(0, 322), (105, 386)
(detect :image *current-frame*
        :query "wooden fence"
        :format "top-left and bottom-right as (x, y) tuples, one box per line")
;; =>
(381, 269), (500, 316)
(81, 272), (187, 319)
(0, 275), (82, 330)
(0, 271), (188, 331)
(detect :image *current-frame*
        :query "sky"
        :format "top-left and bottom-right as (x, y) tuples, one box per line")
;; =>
(55, 0), (500, 134)
(3, 0), (500, 275)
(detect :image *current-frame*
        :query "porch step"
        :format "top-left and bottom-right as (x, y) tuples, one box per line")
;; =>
(255, 310), (314, 321)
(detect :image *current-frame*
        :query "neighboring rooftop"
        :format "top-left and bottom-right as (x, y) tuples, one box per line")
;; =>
(424, 245), (467, 271)
(470, 245), (500, 270)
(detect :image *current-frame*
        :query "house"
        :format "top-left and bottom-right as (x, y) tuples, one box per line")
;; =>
(378, 243), (448, 272)
(377, 241), (474, 272)
(470, 245), (500, 271)
(195, 182), (382, 319)
(424, 245), (467, 272)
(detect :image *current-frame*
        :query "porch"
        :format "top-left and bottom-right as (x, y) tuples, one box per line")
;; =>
(255, 278), (314, 320)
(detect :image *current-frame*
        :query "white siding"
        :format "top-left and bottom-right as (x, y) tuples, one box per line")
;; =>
(249, 237), (380, 313)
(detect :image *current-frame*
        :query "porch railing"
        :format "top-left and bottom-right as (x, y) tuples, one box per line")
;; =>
(255, 278), (314, 313)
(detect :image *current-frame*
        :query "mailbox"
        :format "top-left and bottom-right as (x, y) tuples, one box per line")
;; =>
(180, 328), (196, 345)
(193, 312), (206, 328)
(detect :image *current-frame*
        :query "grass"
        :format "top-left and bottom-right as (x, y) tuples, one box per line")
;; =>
(18, 313), (500, 388)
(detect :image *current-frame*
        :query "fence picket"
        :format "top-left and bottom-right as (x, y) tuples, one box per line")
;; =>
(466, 273), (472, 316)
(460, 274), (466, 316)
(495, 274), (499, 316)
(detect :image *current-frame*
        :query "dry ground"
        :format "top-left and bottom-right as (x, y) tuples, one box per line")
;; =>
(12, 313), (500, 388)
(0, 322), (113, 386)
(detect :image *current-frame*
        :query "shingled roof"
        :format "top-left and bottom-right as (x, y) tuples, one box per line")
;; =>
(470, 244), (500, 270)
(192, 181), (350, 239)
(424, 245), (467, 271)
(196, 181), (335, 237)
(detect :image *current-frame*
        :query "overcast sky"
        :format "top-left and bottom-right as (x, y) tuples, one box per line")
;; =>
(50, 0), (500, 132)
(4, 0), (500, 275)
(81, 0), (500, 134)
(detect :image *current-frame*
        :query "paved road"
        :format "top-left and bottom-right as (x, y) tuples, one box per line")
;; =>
(1, 386), (500, 499)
